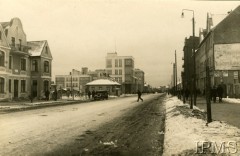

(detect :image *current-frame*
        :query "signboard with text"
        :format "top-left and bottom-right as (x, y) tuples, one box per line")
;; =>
(214, 44), (240, 70)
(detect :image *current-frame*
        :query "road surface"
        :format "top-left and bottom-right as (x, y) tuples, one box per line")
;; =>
(0, 93), (165, 156)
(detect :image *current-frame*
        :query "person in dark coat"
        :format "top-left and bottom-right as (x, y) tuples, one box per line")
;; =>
(88, 90), (91, 99)
(217, 84), (223, 103)
(185, 88), (190, 101)
(92, 90), (96, 99)
(45, 89), (50, 101)
(211, 86), (217, 103)
(137, 90), (143, 102)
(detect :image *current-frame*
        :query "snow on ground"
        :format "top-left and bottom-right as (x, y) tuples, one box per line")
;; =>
(163, 96), (240, 155)
(223, 97), (240, 104)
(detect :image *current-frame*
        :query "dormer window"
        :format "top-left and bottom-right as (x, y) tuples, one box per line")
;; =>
(11, 37), (15, 46)
(0, 51), (5, 67)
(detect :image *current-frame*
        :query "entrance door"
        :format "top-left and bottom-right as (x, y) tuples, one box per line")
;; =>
(32, 80), (38, 98)
(14, 80), (18, 98)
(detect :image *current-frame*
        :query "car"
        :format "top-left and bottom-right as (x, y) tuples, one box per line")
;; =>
(94, 90), (109, 100)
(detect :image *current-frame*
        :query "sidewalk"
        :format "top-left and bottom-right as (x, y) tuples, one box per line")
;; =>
(0, 96), (91, 113)
(163, 96), (240, 155)
(0, 94), (134, 113)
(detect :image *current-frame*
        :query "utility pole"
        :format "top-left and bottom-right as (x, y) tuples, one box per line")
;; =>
(175, 50), (178, 97)
(70, 72), (74, 100)
(206, 66), (212, 123)
(182, 8), (196, 108)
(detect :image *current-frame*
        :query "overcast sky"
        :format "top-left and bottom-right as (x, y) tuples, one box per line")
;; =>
(0, 0), (239, 87)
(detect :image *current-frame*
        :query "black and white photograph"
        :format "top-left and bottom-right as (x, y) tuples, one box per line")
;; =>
(1, 0), (240, 155)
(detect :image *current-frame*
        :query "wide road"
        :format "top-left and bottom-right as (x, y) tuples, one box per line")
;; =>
(0, 94), (165, 156)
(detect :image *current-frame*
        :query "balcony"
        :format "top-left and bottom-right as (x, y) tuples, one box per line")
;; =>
(10, 44), (30, 53)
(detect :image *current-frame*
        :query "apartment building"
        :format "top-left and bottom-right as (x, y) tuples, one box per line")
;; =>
(105, 52), (135, 94)
(195, 6), (240, 97)
(0, 18), (52, 100)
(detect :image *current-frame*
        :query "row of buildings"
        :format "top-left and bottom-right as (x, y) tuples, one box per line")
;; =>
(55, 52), (145, 96)
(182, 5), (240, 98)
(0, 18), (52, 100)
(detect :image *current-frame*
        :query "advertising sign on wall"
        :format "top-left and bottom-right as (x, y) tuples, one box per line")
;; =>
(214, 44), (240, 70)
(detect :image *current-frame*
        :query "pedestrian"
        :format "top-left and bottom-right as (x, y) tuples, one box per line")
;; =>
(185, 88), (190, 101)
(45, 89), (50, 101)
(88, 90), (91, 99)
(217, 84), (223, 103)
(53, 88), (58, 101)
(92, 90), (96, 99)
(211, 86), (217, 103)
(137, 90), (143, 102)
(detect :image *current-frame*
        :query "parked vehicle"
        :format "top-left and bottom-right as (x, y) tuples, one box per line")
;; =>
(94, 90), (109, 100)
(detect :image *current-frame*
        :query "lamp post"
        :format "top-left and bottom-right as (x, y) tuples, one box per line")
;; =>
(70, 72), (74, 100)
(182, 9), (196, 109)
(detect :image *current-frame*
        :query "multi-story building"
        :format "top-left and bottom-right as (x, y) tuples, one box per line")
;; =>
(182, 36), (199, 92)
(55, 69), (91, 95)
(195, 6), (240, 97)
(0, 18), (52, 100)
(105, 52), (135, 93)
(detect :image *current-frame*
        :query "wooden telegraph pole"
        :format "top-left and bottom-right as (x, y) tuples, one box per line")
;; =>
(206, 66), (212, 123)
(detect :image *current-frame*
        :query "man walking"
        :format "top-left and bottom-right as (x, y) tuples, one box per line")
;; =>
(217, 84), (223, 103)
(137, 90), (143, 102)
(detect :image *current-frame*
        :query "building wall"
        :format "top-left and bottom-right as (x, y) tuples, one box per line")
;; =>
(105, 53), (135, 94)
(0, 18), (52, 100)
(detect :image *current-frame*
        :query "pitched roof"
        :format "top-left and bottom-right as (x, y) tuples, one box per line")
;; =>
(86, 79), (121, 86)
(27, 40), (46, 56)
(0, 22), (10, 29)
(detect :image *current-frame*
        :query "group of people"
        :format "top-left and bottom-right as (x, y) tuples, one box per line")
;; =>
(44, 89), (58, 101)
(173, 84), (224, 103)
(87, 90), (96, 99)
(210, 85), (223, 103)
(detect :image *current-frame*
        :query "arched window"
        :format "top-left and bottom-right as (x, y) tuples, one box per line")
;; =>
(44, 61), (49, 73)
(0, 77), (4, 93)
(0, 51), (5, 67)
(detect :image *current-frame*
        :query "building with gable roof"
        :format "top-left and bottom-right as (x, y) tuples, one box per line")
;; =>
(195, 5), (240, 98)
(0, 18), (53, 100)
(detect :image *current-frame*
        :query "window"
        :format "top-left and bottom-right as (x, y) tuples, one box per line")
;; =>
(0, 78), (4, 93)
(44, 81), (49, 91)
(11, 37), (15, 46)
(125, 59), (133, 67)
(9, 79), (11, 93)
(119, 59), (122, 67)
(9, 56), (12, 69)
(119, 69), (122, 75)
(32, 60), (38, 71)
(115, 59), (118, 67)
(119, 77), (122, 83)
(115, 69), (118, 75)
(21, 58), (26, 71)
(21, 80), (26, 92)
(106, 59), (112, 68)
(0, 51), (4, 66)
(44, 61), (49, 73)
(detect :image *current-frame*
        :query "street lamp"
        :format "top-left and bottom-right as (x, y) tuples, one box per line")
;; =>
(181, 9), (196, 109)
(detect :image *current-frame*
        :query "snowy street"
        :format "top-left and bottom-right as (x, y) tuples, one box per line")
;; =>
(0, 94), (164, 155)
